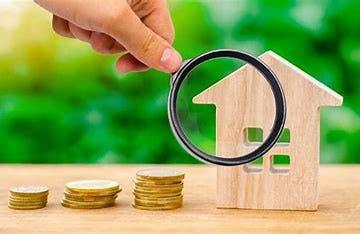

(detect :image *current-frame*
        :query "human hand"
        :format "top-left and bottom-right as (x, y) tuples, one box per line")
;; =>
(34, 0), (182, 73)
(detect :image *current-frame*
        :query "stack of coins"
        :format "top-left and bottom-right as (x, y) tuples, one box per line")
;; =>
(62, 180), (121, 209)
(8, 185), (49, 210)
(132, 168), (185, 210)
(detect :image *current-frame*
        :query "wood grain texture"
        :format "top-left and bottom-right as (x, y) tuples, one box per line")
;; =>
(193, 51), (343, 210)
(0, 165), (359, 234)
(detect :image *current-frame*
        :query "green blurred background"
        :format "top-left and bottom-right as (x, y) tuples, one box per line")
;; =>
(0, 0), (359, 164)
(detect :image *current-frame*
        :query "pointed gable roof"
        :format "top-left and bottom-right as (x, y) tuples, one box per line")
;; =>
(193, 51), (343, 107)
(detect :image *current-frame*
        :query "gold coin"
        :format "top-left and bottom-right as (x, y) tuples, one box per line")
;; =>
(134, 198), (182, 207)
(9, 194), (48, 202)
(135, 194), (182, 201)
(136, 168), (185, 181)
(135, 185), (183, 193)
(134, 201), (182, 208)
(9, 200), (47, 207)
(134, 178), (183, 186)
(61, 201), (114, 209)
(65, 180), (120, 193)
(64, 194), (117, 202)
(134, 182), (184, 190)
(64, 187), (121, 197)
(134, 188), (183, 195)
(134, 193), (183, 201)
(8, 203), (46, 210)
(133, 191), (182, 198)
(62, 198), (115, 206)
(10, 185), (49, 197)
(132, 203), (181, 211)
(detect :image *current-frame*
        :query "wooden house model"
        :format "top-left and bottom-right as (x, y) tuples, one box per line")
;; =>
(193, 51), (343, 210)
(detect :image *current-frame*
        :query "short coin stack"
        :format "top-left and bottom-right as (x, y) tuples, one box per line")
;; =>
(133, 168), (185, 210)
(62, 180), (121, 209)
(8, 185), (49, 210)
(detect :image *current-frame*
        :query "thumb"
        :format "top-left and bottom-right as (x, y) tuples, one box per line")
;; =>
(105, 6), (182, 73)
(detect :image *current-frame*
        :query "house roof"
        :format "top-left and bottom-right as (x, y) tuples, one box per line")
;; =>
(193, 51), (343, 106)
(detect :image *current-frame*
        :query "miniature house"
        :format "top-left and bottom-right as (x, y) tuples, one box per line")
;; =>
(193, 51), (343, 210)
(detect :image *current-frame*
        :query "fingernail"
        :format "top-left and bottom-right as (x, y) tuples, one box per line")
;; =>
(160, 48), (182, 72)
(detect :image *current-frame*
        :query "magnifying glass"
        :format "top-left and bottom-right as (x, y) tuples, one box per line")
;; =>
(168, 49), (286, 166)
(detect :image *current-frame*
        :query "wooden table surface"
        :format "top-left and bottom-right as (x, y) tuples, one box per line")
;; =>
(0, 165), (359, 234)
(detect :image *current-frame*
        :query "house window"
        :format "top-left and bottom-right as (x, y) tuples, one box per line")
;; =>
(270, 154), (290, 174)
(278, 128), (290, 144)
(244, 127), (291, 174)
(244, 157), (263, 173)
(245, 127), (263, 143)
(245, 127), (290, 144)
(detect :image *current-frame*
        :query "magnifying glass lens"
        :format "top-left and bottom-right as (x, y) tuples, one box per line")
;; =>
(176, 57), (276, 160)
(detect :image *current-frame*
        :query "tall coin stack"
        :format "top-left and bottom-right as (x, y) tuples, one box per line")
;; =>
(8, 185), (49, 210)
(132, 168), (185, 210)
(62, 180), (121, 209)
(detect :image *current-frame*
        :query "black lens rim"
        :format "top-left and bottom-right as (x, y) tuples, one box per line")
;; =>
(168, 49), (286, 166)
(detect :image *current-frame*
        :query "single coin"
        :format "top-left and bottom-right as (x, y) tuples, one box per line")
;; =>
(64, 187), (121, 197)
(133, 191), (182, 198)
(135, 185), (183, 192)
(134, 178), (183, 186)
(134, 188), (183, 195)
(136, 168), (185, 181)
(134, 193), (183, 202)
(132, 203), (181, 211)
(62, 198), (115, 206)
(134, 182), (184, 189)
(134, 194), (182, 202)
(10, 185), (49, 197)
(8, 203), (46, 210)
(134, 198), (182, 207)
(61, 201), (114, 209)
(9, 200), (47, 206)
(66, 180), (120, 193)
(64, 194), (117, 202)
(9, 194), (48, 202)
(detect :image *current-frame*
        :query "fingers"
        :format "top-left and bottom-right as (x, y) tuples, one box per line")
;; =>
(50, 14), (147, 73)
(89, 32), (126, 54)
(52, 15), (74, 38)
(116, 53), (149, 73)
(140, 0), (174, 44)
(40, 0), (181, 72)
(54, 18), (126, 55)
(106, 4), (182, 73)
(89, 32), (145, 71)
(68, 22), (91, 42)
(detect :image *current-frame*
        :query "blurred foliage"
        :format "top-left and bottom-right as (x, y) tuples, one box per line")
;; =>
(0, 0), (359, 164)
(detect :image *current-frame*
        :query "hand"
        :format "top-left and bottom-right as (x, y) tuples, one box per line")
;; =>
(34, 0), (182, 73)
